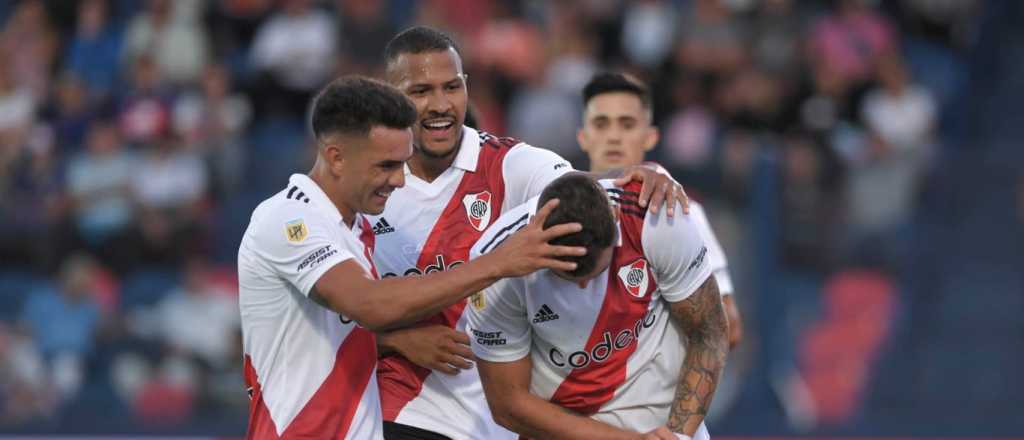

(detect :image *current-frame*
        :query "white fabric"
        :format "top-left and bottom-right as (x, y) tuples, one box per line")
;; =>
(684, 202), (733, 296)
(364, 126), (570, 440)
(250, 10), (337, 90)
(238, 174), (381, 438)
(467, 180), (714, 433)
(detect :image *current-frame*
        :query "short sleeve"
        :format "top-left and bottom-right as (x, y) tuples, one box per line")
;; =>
(690, 203), (734, 296)
(469, 198), (537, 260)
(250, 211), (355, 297)
(641, 201), (714, 303)
(465, 279), (532, 363)
(501, 144), (574, 210)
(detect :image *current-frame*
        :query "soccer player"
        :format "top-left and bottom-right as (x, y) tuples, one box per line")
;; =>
(237, 76), (587, 439)
(364, 27), (692, 440)
(577, 72), (743, 349)
(467, 173), (729, 440)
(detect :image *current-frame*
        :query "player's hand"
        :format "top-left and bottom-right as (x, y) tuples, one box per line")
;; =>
(614, 165), (690, 217)
(384, 325), (474, 375)
(489, 199), (586, 277)
(638, 426), (680, 440)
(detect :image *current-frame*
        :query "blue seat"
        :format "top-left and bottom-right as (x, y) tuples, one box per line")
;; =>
(119, 268), (180, 311)
(0, 271), (49, 321)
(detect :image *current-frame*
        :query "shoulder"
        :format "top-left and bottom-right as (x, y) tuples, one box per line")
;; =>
(471, 197), (538, 259)
(477, 129), (523, 151)
(243, 191), (331, 252)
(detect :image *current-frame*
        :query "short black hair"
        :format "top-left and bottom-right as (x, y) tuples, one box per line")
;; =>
(384, 26), (459, 67)
(310, 75), (416, 141)
(539, 173), (616, 278)
(582, 72), (652, 113)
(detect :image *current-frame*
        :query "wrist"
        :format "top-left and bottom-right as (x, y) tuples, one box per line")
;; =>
(473, 253), (506, 281)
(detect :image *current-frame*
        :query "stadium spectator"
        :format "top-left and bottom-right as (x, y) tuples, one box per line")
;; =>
(118, 55), (175, 146)
(19, 255), (104, 405)
(151, 257), (238, 369)
(44, 72), (95, 153)
(65, 0), (123, 98)
(0, 0), (57, 99)
(173, 63), (250, 198)
(249, 0), (337, 116)
(66, 121), (137, 269)
(123, 0), (209, 85)
(0, 65), (37, 152)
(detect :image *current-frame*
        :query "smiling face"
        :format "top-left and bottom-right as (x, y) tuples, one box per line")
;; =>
(331, 125), (414, 219)
(388, 48), (468, 159)
(578, 92), (658, 173)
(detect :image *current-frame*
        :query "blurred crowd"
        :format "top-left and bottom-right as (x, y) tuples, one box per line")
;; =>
(0, 0), (982, 435)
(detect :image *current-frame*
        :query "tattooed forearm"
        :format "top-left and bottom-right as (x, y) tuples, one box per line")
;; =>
(667, 277), (728, 435)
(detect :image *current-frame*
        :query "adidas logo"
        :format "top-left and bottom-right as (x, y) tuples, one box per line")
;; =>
(532, 304), (560, 324)
(372, 218), (395, 235)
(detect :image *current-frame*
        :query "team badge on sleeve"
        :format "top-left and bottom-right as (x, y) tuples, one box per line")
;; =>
(470, 291), (486, 311)
(617, 259), (650, 298)
(462, 191), (492, 231)
(285, 219), (308, 243)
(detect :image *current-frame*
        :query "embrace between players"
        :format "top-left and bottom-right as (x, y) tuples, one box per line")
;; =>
(238, 26), (743, 440)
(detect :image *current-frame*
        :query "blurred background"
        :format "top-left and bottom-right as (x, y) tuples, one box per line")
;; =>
(0, 0), (1021, 437)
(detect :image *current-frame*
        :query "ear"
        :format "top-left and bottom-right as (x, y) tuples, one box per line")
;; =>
(643, 126), (659, 152)
(323, 143), (347, 175)
(577, 128), (589, 152)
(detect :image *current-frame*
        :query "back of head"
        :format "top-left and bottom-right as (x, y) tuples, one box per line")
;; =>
(538, 173), (616, 278)
(582, 72), (652, 115)
(310, 75), (417, 141)
(384, 26), (459, 69)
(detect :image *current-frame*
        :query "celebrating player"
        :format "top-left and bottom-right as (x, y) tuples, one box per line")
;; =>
(365, 26), (691, 440)
(467, 173), (729, 440)
(237, 77), (586, 439)
(577, 72), (743, 349)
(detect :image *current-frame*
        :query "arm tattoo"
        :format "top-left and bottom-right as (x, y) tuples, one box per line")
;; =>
(666, 277), (728, 434)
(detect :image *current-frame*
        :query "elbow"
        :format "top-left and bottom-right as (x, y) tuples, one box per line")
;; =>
(344, 301), (405, 333)
(489, 404), (519, 432)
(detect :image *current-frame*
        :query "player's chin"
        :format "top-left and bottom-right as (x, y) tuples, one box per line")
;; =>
(416, 133), (458, 156)
(364, 194), (390, 215)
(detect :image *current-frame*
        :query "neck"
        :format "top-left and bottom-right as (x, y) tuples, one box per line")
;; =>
(308, 159), (356, 228)
(408, 129), (464, 182)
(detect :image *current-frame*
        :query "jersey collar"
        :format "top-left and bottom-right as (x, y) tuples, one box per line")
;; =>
(288, 173), (357, 229)
(404, 126), (481, 175)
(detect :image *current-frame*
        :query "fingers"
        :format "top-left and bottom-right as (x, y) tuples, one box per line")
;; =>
(451, 330), (471, 346)
(539, 258), (578, 272)
(547, 244), (587, 257)
(613, 168), (641, 187)
(638, 174), (655, 208)
(540, 222), (583, 241)
(443, 353), (474, 370)
(450, 341), (474, 361)
(665, 184), (676, 217)
(531, 198), (560, 227)
(674, 183), (690, 215)
(647, 181), (670, 215)
(433, 361), (459, 375)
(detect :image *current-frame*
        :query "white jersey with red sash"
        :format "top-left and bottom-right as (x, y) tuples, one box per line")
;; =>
(361, 127), (573, 439)
(466, 180), (713, 435)
(238, 174), (383, 439)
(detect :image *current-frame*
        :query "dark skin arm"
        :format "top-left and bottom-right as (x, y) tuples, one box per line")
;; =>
(666, 276), (729, 435)
(723, 294), (743, 350)
(603, 165), (691, 216)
